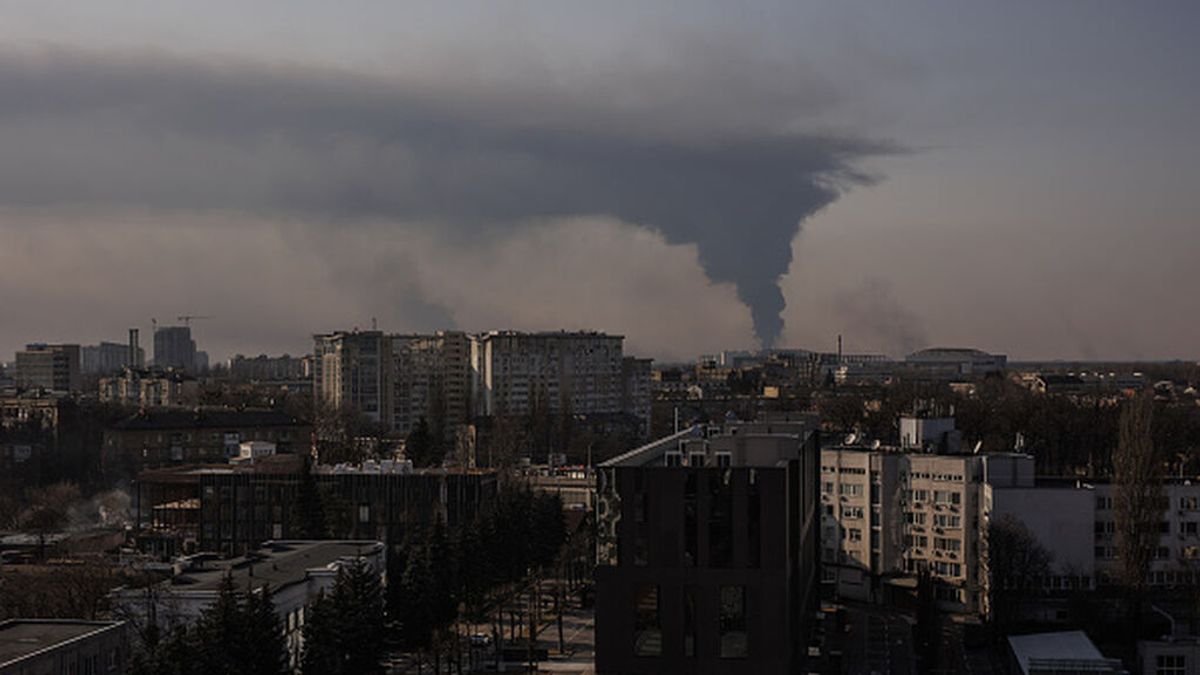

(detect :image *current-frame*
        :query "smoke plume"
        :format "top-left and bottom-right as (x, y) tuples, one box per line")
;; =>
(0, 48), (893, 346)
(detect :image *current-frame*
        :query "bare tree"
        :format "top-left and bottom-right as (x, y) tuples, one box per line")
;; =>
(1113, 394), (1164, 595)
(21, 482), (81, 559)
(986, 515), (1053, 627)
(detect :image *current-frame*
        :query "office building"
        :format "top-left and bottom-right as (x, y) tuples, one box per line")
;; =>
(153, 326), (197, 372)
(133, 459), (497, 555)
(594, 420), (820, 674)
(109, 540), (384, 670)
(0, 620), (128, 675)
(13, 344), (81, 393)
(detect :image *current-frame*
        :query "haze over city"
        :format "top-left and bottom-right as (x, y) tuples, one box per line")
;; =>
(1, 1), (1197, 363)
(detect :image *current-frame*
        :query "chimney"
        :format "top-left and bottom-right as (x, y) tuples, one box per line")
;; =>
(128, 328), (140, 368)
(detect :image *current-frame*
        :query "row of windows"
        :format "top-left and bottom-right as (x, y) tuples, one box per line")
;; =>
(633, 585), (748, 659)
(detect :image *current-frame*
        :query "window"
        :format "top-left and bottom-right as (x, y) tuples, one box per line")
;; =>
(1096, 495), (1113, 510)
(906, 512), (927, 526)
(684, 586), (698, 657)
(719, 586), (748, 658)
(1183, 497), (1200, 510)
(633, 585), (661, 657)
(934, 514), (961, 528)
(934, 537), (961, 553)
(822, 482), (834, 495)
(1156, 654), (1186, 675)
(358, 505), (370, 523)
(845, 528), (863, 543)
(1185, 521), (1198, 536)
(841, 506), (864, 519)
(840, 484), (863, 497)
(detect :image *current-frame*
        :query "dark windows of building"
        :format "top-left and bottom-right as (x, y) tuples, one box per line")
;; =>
(684, 585), (698, 658)
(719, 585), (748, 658)
(684, 471), (698, 567)
(1156, 654), (1186, 675)
(709, 471), (734, 567)
(633, 535), (649, 567)
(633, 584), (662, 657)
(748, 469), (761, 568)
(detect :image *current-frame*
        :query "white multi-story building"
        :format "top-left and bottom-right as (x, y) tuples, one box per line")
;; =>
(471, 331), (625, 418)
(821, 442), (1005, 612)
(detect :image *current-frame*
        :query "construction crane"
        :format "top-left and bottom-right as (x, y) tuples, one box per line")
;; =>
(177, 315), (213, 327)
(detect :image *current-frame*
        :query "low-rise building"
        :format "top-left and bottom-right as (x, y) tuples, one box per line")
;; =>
(110, 540), (384, 670)
(1006, 631), (1122, 675)
(103, 408), (310, 474)
(0, 619), (128, 675)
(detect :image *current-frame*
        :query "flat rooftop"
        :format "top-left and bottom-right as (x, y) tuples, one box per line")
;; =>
(168, 540), (381, 593)
(0, 620), (121, 666)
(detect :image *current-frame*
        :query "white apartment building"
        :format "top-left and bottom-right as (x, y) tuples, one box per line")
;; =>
(471, 331), (625, 418)
(821, 443), (997, 612)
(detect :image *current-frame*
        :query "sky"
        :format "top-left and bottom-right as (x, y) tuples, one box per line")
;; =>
(0, 2), (1197, 363)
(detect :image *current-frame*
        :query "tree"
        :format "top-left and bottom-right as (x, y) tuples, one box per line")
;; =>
(189, 574), (287, 675)
(1113, 394), (1164, 595)
(301, 559), (386, 674)
(986, 515), (1053, 628)
(21, 482), (80, 559)
(291, 458), (329, 539)
(406, 417), (436, 468)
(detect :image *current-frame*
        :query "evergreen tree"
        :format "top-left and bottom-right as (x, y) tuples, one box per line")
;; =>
(301, 560), (386, 674)
(292, 458), (329, 539)
(300, 591), (342, 674)
(406, 417), (435, 467)
(194, 574), (244, 675)
(242, 586), (287, 675)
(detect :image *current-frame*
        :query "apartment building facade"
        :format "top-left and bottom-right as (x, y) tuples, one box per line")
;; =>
(99, 367), (200, 408)
(313, 330), (394, 425)
(392, 331), (471, 440)
(821, 444), (993, 612)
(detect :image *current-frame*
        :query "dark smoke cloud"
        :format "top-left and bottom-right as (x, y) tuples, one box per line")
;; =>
(831, 277), (928, 356)
(0, 48), (894, 346)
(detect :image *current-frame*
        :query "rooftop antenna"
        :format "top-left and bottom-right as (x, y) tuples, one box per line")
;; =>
(838, 334), (843, 364)
(372, 317), (378, 330)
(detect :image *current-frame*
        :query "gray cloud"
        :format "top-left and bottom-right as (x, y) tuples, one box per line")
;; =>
(0, 47), (894, 346)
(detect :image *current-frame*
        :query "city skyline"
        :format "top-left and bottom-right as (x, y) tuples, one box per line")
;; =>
(2, 2), (1198, 362)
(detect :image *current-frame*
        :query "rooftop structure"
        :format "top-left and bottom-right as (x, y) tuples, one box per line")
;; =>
(0, 620), (127, 675)
(1006, 631), (1122, 675)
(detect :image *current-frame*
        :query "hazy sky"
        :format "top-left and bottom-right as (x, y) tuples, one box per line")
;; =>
(0, 2), (1196, 362)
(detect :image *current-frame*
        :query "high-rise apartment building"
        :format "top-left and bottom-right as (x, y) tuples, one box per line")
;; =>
(595, 420), (820, 674)
(313, 331), (393, 425)
(82, 341), (144, 375)
(393, 331), (471, 439)
(153, 326), (197, 372)
(14, 344), (81, 392)
(470, 331), (657, 425)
